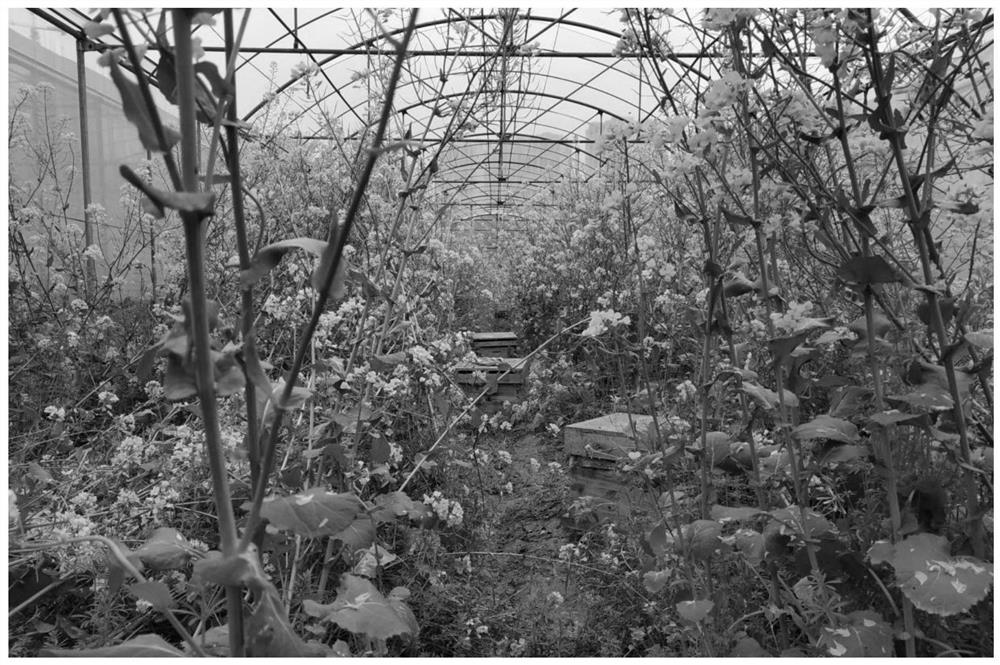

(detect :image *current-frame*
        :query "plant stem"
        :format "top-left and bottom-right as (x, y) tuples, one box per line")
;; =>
(239, 11), (420, 552)
(15, 536), (207, 657)
(171, 10), (243, 656)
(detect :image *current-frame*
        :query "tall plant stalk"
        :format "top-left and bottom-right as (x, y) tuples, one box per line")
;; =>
(169, 9), (243, 655)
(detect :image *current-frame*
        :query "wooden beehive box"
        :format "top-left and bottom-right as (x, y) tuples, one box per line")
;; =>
(470, 331), (519, 358)
(454, 356), (530, 409)
(567, 456), (655, 521)
(563, 412), (657, 461)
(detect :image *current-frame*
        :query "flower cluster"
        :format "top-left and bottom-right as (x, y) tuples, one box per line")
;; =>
(582, 309), (631, 337)
(423, 490), (464, 528)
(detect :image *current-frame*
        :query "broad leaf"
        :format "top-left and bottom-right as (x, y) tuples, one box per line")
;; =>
(371, 437), (392, 465)
(723, 273), (755, 298)
(868, 533), (993, 616)
(191, 549), (270, 594)
(643, 570), (671, 593)
(888, 384), (953, 411)
(768, 331), (810, 367)
(303, 574), (416, 640)
(711, 504), (767, 523)
(677, 599), (714, 623)
(730, 634), (768, 656)
(241, 237), (347, 298)
(816, 610), (893, 657)
(129, 580), (175, 611)
(732, 528), (765, 564)
(818, 444), (864, 466)
(108, 60), (181, 152)
(371, 490), (432, 524)
(868, 410), (925, 427)
(40, 634), (184, 657)
(260, 489), (364, 538)
(133, 528), (194, 571)
(119, 165), (215, 219)
(682, 519), (726, 561)
(965, 330), (993, 349)
(769, 507), (836, 540)
(647, 521), (673, 557)
(331, 515), (377, 554)
(247, 590), (320, 656)
(793, 415), (859, 443)
(742, 382), (799, 410)
(838, 255), (903, 287)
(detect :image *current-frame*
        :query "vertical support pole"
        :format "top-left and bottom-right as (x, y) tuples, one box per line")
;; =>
(146, 149), (157, 301)
(76, 37), (97, 292)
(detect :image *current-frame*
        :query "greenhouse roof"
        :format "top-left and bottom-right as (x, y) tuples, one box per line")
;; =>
(15, 7), (992, 227)
(21, 7), (724, 218)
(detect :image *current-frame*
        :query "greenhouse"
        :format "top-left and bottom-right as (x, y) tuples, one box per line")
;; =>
(7, 7), (994, 657)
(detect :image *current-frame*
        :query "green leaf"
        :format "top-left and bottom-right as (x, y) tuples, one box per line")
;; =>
(871, 533), (994, 616)
(838, 255), (904, 287)
(964, 329), (993, 349)
(371, 352), (407, 372)
(721, 207), (758, 227)
(683, 519), (726, 561)
(710, 504), (767, 523)
(370, 437), (392, 465)
(108, 60), (181, 152)
(260, 489), (364, 538)
(816, 610), (893, 657)
(303, 574), (417, 640)
(676, 599), (714, 623)
(197, 625), (231, 657)
(647, 522), (672, 557)
(133, 528), (194, 571)
(732, 528), (765, 564)
(643, 570), (671, 593)
(241, 238), (349, 299)
(242, 237), (322, 289)
(730, 634), (769, 656)
(723, 273), (756, 298)
(331, 515), (377, 554)
(191, 549), (270, 594)
(768, 331), (810, 368)
(129, 580), (175, 611)
(119, 165), (214, 219)
(371, 490), (432, 524)
(888, 384), (954, 411)
(247, 590), (320, 657)
(793, 415), (859, 443)
(868, 410), (924, 427)
(818, 444), (864, 467)
(847, 312), (892, 339)
(741, 382), (799, 410)
(83, 20), (115, 39)
(40, 634), (185, 657)
(768, 506), (836, 540)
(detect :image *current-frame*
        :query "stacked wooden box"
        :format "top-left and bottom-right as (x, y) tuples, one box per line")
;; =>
(454, 356), (531, 410)
(564, 413), (659, 519)
(469, 331), (519, 358)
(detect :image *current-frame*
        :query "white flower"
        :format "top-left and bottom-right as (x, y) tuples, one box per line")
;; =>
(98, 390), (119, 409)
(82, 244), (104, 262)
(44, 405), (66, 421)
(582, 309), (631, 337)
(408, 345), (434, 366)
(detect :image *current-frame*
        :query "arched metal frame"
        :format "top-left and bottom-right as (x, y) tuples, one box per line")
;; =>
(22, 8), (722, 232)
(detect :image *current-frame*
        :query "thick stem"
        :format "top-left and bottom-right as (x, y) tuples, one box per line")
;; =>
(240, 11), (420, 552)
(171, 10), (243, 656)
